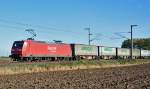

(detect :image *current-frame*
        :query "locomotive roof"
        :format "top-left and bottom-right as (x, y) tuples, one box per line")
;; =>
(24, 40), (67, 44)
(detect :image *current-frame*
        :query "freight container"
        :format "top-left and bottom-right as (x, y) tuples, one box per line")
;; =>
(132, 49), (140, 57)
(99, 46), (116, 59)
(73, 44), (98, 56)
(72, 44), (98, 59)
(99, 46), (116, 56)
(141, 50), (149, 57)
(117, 48), (130, 56)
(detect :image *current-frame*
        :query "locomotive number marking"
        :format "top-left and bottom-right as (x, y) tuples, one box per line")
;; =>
(48, 46), (57, 52)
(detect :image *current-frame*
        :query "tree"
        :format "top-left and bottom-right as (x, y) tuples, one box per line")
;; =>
(121, 38), (150, 50)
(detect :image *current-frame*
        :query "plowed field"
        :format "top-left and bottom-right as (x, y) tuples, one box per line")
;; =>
(0, 63), (150, 89)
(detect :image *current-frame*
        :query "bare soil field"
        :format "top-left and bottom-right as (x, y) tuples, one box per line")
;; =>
(0, 63), (150, 89)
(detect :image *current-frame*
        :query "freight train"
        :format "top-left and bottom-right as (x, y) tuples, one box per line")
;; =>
(10, 40), (150, 61)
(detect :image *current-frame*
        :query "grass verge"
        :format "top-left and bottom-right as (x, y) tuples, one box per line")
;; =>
(0, 59), (150, 75)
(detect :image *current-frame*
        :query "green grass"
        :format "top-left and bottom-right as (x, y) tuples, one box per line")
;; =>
(0, 57), (11, 61)
(0, 59), (150, 75)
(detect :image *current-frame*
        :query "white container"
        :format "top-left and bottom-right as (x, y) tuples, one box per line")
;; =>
(117, 48), (130, 56)
(141, 50), (149, 56)
(74, 44), (98, 56)
(132, 49), (140, 56)
(99, 46), (116, 56)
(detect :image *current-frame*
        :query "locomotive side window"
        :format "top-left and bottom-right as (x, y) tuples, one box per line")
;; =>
(12, 41), (24, 48)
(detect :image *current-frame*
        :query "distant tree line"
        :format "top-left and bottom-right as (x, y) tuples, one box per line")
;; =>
(121, 38), (150, 50)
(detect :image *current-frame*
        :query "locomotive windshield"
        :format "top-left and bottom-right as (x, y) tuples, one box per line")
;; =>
(12, 41), (24, 48)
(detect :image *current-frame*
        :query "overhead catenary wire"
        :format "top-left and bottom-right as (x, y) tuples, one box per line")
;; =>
(1, 18), (145, 40)
(0, 24), (26, 31)
(0, 21), (129, 40)
(114, 32), (130, 40)
(0, 21), (85, 41)
(0, 24), (68, 36)
(0, 18), (147, 45)
(0, 18), (81, 34)
(0, 18), (86, 39)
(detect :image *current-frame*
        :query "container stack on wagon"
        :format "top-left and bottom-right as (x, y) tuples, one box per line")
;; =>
(149, 51), (150, 58)
(141, 50), (150, 59)
(132, 49), (141, 59)
(71, 44), (98, 60)
(117, 48), (130, 59)
(99, 46), (116, 59)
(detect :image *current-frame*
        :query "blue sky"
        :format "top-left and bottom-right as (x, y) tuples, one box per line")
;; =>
(0, 0), (150, 56)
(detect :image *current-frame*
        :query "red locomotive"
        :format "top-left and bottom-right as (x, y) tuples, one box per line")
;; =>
(10, 40), (72, 61)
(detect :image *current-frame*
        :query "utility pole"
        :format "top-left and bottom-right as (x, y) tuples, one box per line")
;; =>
(85, 28), (92, 45)
(130, 25), (138, 59)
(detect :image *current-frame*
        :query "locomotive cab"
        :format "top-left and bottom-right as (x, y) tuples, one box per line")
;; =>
(10, 41), (24, 60)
